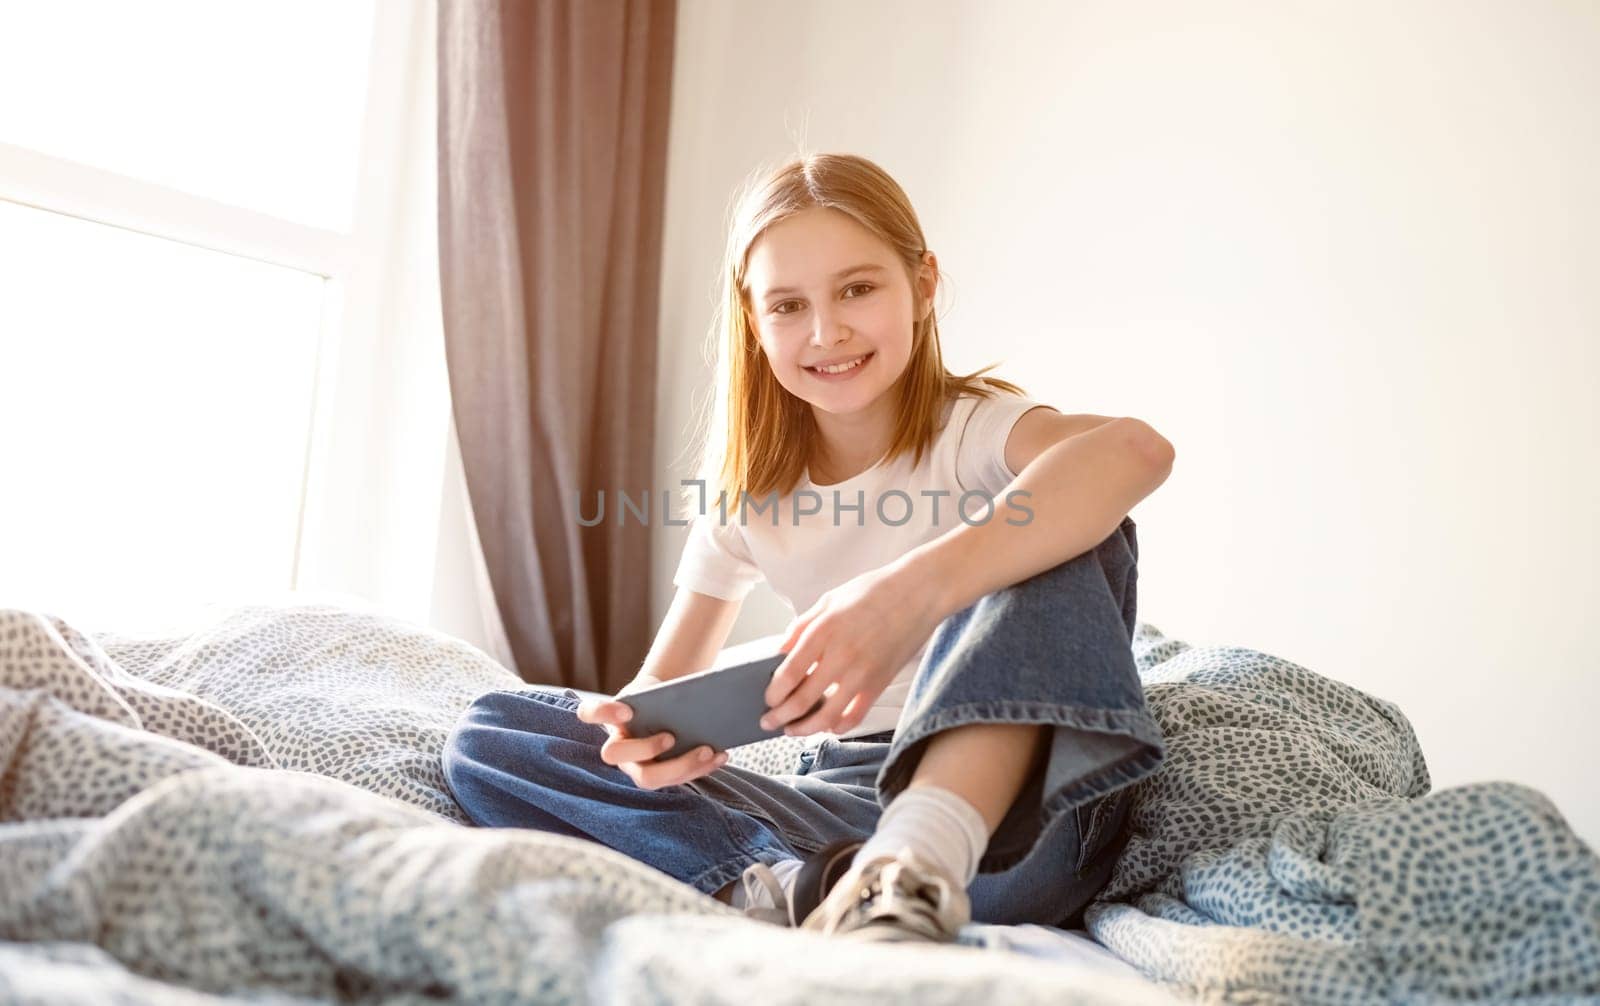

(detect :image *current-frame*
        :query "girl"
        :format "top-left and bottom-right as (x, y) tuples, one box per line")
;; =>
(443, 153), (1174, 944)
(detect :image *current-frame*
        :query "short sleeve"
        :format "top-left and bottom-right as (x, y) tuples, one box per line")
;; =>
(955, 389), (1058, 497)
(672, 511), (764, 601)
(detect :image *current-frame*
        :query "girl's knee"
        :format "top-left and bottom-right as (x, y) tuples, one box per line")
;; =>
(1093, 516), (1138, 571)
(444, 688), (584, 768)
(442, 699), (503, 778)
(1031, 519), (1137, 588)
(1111, 514), (1138, 563)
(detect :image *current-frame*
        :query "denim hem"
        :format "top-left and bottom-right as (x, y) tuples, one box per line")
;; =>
(496, 686), (582, 706)
(685, 839), (792, 898)
(877, 701), (1166, 874)
(879, 700), (1166, 801)
(992, 743), (1162, 874)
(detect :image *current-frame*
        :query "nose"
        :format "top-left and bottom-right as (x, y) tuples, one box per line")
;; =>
(809, 302), (852, 349)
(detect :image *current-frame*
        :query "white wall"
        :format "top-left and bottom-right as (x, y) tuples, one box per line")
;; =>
(653, 0), (1599, 843)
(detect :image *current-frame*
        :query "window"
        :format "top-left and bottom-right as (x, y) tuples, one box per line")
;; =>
(0, 0), (376, 229)
(0, 0), (395, 631)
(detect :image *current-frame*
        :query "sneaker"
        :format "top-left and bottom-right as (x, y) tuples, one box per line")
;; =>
(798, 850), (971, 943)
(736, 838), (865, 927)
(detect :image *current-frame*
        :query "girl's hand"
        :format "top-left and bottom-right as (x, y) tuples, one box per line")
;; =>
(576, 688), (730, 790)
(760, 559), (946, 736)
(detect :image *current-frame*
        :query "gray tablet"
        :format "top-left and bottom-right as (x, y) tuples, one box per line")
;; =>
(619, 652), (825, 763)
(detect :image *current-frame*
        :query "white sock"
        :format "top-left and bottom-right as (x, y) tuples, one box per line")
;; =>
(851, 784), (990, 889)
(730, 856), (804, 910)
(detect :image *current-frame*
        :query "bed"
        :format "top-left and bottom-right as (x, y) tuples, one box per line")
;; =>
(1, 602), (1595, 1004)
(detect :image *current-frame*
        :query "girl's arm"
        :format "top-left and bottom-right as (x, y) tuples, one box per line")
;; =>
(619, 586), (745, 696)
(901, 416), (1174, 621)
(760, 416), (1173, 737)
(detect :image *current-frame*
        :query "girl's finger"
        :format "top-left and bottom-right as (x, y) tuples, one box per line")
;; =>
(782, 685), (852, 737)
(764, 672), (836, 732)
(577, 698), (632, 726)
(601, 730), (675, 767)
(767, 627), (823, 709)
(779, 609), (814, 655)
(833, 692), (871, 736)
(636, 745), (728, 790)
(576, 697), (611, 722)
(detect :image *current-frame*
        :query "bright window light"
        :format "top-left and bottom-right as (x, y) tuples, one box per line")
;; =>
(0, 0), (376, 231)
(0, 200), (325, 631)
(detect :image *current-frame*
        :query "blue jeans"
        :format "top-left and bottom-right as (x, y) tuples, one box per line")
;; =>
(441, 515), (1164, 927)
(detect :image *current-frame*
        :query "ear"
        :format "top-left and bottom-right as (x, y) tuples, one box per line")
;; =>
(917, 251), (939, 318)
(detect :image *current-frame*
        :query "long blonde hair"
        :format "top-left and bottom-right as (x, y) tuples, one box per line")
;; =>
(681, 153), (1025, 513)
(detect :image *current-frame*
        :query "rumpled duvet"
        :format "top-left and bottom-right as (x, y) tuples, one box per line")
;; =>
(1085, 629), (1600, 1004)
(0, 604), (1594, 1004)
(0, 606), (1165, 1006)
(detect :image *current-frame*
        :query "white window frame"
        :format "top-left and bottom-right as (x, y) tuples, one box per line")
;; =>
(0, 1), (416, 591)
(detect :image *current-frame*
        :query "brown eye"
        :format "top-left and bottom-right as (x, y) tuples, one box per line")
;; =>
(844, 283), (874, 298)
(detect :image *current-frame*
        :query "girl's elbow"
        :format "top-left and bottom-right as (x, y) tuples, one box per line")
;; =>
(1122, 419), (1175, 468)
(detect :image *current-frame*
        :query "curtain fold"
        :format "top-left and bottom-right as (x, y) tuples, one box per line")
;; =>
(436, 0), (675, 692)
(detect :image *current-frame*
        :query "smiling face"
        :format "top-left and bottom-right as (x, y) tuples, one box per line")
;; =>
(743, 207), (935, 423)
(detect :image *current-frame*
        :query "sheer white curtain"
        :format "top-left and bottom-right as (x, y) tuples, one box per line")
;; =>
(292, 0), (515, 672)
(430, 413), (518, 674)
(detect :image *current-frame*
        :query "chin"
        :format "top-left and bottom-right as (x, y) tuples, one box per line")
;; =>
(813, 383), (889, 413)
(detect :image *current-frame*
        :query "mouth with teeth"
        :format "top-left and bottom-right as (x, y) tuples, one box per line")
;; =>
(806, 351), (874, 379)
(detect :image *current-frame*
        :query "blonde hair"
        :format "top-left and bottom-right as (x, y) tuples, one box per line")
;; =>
(681, 153), (1025, 512)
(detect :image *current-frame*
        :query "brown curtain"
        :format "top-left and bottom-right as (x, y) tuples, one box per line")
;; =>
(436, 0), (675, 693)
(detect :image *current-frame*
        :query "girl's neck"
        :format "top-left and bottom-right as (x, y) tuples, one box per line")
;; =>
(809, 394), (898, 485)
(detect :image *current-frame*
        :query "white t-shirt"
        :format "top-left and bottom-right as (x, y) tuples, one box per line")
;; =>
(671, 381), (1057, 740)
